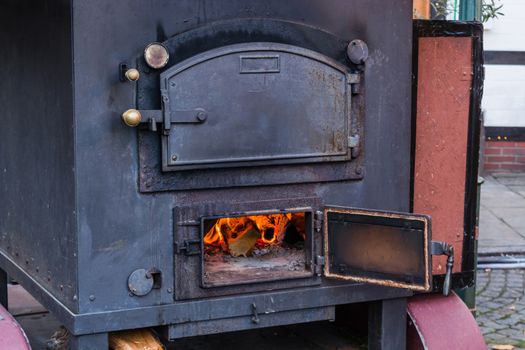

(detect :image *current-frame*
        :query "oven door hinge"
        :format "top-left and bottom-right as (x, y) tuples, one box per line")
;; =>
(160, 88), (171, 135)
(314, 211), (324, 233)
(348, 134), (361, 158)
(431, 241), (454, 297)
(347, 73), (361, 95)
(174, 239), (201, 256)
(315, 255), (326, 276)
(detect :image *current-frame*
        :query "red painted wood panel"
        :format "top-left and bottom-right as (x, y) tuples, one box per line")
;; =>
(414, 37), (473, 274)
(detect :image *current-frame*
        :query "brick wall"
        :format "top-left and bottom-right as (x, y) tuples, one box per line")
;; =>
(484, 141), (525, 173)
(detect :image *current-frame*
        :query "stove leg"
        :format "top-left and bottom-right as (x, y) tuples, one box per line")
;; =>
(0, 267), (7, 309)
(69, 332), (108, 350)
(368, 298), (407, 350)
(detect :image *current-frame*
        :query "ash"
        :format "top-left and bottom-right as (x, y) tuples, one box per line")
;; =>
(206, 243), (305, 271)
(204, 243), (309, 286)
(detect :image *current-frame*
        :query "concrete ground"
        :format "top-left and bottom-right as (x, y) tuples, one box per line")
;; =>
(478, 174), (525, 255)
(476, 173), (525, 349)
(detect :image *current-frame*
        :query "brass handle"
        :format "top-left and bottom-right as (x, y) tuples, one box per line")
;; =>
(122, 109), (142, 127)
(124, 68), (140, 82)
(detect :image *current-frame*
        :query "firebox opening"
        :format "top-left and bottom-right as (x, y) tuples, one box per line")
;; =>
(202, 211), (312, 287)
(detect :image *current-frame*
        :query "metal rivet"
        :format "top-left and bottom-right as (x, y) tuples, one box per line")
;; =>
(89, 295), (96, 301)
(167, 288), (173, 293)
(171, 155), (178, 161)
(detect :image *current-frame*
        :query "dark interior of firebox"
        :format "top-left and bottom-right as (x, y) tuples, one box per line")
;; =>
(202, 212), (312, 287)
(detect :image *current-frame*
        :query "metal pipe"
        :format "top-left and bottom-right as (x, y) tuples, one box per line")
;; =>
(459, 0), (480, 21)
(477, 255), (525, 269)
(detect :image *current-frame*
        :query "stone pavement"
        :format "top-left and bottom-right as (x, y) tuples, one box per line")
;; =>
(478, 174), (525, 255)
(476, 268), (525, 349)
(476, 173), (525, 349)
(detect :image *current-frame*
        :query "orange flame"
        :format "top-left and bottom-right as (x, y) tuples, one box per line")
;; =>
(204, 213), (304, 248)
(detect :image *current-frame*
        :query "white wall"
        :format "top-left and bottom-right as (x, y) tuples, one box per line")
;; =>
(482, 0), (525, 127)
(483, 65), (525, 127)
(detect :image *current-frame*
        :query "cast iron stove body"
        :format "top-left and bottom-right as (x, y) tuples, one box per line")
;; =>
(0, 1), (432, 348)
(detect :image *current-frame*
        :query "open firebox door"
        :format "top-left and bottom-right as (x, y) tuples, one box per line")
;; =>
(322, 207), (434, 292)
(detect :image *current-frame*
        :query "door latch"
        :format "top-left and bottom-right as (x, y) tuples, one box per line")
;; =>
(431, 241), (454, 296)
(174, 239), (201, 256)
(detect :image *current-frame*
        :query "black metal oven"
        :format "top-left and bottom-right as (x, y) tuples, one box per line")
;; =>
(0, 1), (428, 348)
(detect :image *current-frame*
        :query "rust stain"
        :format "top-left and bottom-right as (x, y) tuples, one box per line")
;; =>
(414, 37), (473, 274)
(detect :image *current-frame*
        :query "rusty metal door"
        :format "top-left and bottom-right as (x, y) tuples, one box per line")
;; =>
(323, 207), (432, 292)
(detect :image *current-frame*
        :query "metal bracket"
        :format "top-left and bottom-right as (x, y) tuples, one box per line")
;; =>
(174, 239), (201, 256)
(347, 73), (361, 95)
(251, 303), (260, 324)
(431, 241), (455, 297)
(119, 63), (130, 82)
(349, 134), (361, 158)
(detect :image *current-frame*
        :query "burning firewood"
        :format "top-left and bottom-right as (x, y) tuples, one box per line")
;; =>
(203, 213), (307, 257)
(228, 228), (260, 257)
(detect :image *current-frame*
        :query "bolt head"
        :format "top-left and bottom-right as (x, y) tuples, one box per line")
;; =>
(196, 111), (207, 122)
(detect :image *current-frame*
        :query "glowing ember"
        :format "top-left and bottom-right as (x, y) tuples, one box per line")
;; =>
(204, 213), (305, 257)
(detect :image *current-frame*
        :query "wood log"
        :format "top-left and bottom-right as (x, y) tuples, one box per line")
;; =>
(413, 0), (430, 19)
(228, 228), (260, 257)
(109, 329), (165, 350)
